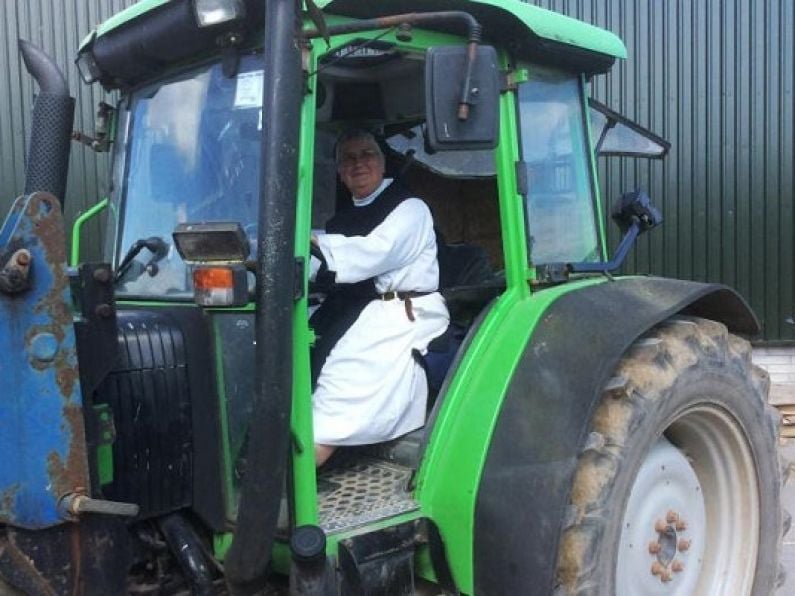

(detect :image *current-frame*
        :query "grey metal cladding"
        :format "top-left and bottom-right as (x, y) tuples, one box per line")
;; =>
(536, 0), (794, 341)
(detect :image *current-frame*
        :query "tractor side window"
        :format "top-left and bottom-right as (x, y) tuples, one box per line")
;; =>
(517, 70), (600, 265)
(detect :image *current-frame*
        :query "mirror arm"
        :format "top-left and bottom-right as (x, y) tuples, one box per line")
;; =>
(458, 24), (483, 120)
(569, 220), (641, 273)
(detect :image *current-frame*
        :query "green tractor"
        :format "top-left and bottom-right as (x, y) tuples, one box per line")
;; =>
(0, 0), (785, 594)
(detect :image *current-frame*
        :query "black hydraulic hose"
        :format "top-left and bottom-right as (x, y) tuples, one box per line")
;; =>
(158, 513), (217, 596)
(224, 0), (301, 593)
(18, 40), (75, 206)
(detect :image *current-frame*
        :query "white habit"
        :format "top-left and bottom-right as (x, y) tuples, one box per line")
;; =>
(312, 179), (450, 445)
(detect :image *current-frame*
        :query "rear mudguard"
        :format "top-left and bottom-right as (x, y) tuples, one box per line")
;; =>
(473, 276), (758, 594)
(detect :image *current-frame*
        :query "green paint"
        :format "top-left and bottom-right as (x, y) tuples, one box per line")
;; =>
(212, 315), (238, 523)
(580, 74), (608, 260)
(494, 52), (531, 291)
(116, 300), (198, 308)
(289, 37), (321, 528)
(214, 532), (233, 561)
(93, 404), (115, 485)
(70, 198), (108, 266)
(414, 277), (608, 592)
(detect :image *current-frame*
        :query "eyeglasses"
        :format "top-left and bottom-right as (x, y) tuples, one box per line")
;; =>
(339, 148), (380, 167)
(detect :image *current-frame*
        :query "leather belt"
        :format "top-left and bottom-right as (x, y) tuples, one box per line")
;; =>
(378, 290), (433, 321)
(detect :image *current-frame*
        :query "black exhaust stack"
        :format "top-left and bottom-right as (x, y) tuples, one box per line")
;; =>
(224, 0), (302, 593)
(18, 40), (75, 206)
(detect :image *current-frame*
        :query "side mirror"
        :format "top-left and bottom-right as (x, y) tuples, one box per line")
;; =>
(538, 189), (663, 282)
(425, 45), (499, 151)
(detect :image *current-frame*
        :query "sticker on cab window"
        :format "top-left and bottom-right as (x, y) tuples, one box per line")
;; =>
(234, 70), (263, 109)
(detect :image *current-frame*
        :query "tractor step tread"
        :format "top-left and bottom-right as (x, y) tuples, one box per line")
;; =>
(316, 457), (417, 534)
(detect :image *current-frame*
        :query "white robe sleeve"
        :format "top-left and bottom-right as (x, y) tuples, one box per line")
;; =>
(315, 199), (433, 284)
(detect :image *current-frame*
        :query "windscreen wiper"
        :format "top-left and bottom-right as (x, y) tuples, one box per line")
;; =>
(114, 236), (169, 283)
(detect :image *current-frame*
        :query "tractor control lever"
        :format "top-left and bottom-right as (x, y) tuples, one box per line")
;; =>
(114, 236), (169, 283)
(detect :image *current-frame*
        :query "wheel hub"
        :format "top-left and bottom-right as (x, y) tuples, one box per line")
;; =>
(616, 437), (706, 595)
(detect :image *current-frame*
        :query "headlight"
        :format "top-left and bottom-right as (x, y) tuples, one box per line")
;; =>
(193, 0), (246, 28)
(76, 51), (102, 84)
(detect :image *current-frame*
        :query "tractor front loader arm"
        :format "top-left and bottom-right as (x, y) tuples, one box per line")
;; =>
(0, 42), (136, 596)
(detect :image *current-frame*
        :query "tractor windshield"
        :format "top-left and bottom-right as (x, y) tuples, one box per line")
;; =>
(110, 54), (263, 298)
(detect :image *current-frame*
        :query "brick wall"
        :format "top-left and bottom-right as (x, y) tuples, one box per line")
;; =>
(753, 347), (795, 404)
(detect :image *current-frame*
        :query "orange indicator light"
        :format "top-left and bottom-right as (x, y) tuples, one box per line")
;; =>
(193, 267), (235, 289)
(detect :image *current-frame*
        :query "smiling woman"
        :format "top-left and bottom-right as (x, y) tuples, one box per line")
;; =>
(335, 130), (386, 199)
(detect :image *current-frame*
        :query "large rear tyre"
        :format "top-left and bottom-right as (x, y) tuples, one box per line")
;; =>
(555, 316), (785, 595)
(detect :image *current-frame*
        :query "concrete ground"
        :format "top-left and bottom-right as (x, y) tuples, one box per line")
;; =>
(778, 439), (795, 595)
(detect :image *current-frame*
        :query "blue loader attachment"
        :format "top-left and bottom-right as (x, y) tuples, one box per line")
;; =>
(0, 41), (138, 595)
(0, 191), (91, 529)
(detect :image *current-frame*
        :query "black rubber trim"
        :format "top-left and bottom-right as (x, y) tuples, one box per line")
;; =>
(473, 276), (758, 595)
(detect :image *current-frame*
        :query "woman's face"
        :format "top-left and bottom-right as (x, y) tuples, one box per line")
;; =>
(337, 137), (385, 199)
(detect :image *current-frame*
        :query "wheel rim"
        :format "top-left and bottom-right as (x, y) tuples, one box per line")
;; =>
(616, 405), (759, 595)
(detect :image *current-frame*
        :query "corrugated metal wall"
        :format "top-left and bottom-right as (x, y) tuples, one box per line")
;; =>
(0, 0), (136, 261)
(534, 0), (795, 341)
(1, 1), (793, 340)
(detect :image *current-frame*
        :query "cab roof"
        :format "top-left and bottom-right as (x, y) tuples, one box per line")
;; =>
(83, 0), (625, 59)
(79, 0), (626, 88)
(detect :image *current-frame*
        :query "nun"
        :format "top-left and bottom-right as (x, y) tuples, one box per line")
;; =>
(309, 129), (449, 466)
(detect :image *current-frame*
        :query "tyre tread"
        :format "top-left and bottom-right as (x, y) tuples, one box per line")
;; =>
(554, 317), (782, 595)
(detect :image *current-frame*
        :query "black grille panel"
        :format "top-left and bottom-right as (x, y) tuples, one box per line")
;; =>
(96, 310), (193, 517)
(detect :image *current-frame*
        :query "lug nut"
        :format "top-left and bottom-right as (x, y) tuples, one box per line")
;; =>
(651, 562), (665, 576)
(655, 519), (668, 532)
(675, 520), (688, 532)
(671, 560), (684, 573)
(666, 510), (679, 524)
(678, 538), (691, 552)
(648, 541), (661, 554)
(661, 570), (673, 583)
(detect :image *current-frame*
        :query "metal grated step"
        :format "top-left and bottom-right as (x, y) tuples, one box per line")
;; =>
(317, 458), (418, 533)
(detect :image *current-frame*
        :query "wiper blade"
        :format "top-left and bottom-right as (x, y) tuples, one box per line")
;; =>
(115, 236), (169, 284)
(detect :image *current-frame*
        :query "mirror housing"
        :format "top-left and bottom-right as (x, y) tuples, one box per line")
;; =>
(425, 45), (499, 151)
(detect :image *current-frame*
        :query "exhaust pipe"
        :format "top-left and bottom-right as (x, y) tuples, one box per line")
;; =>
(18, 40), (75, 206)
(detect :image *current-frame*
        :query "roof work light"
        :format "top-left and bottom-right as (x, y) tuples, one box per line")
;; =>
(193, 0), (246, 27)
(76, 50), (102, 84)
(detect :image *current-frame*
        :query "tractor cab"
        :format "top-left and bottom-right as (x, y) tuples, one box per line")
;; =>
(12, 3), (779, 596)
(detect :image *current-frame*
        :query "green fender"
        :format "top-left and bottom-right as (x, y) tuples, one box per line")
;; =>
(415, 276), (757, 594)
